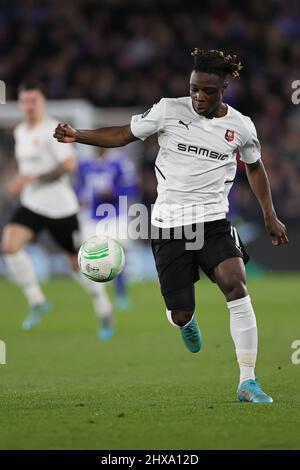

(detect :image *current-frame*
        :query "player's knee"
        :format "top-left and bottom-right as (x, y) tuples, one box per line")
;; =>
(164, 285), (195, 326)
(170, 309), (194, 327)
(224, 279), (248, 302)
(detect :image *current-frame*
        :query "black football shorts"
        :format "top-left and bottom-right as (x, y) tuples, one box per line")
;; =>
(10, 206), (80, 255)
(151, 219), (249, 296)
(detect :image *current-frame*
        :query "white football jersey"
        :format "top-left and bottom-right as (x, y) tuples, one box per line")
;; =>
(131, 97), (261, 227)
(14, 117), (79, 218)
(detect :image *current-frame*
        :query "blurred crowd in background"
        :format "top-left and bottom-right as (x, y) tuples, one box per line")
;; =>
(0, 0), (300, 225)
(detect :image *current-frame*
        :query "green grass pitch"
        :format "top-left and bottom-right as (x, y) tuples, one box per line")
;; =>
(0, 273), (299, 450)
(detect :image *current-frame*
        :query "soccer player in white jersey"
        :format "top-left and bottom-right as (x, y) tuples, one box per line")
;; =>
(1, 82), (114, 340)
(54, 50), (288, 402)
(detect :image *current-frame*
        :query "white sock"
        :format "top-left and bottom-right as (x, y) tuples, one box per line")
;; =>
(227, 295), (257, 385)
(72, 271), (113, 320)
(4, 250), (45, 306)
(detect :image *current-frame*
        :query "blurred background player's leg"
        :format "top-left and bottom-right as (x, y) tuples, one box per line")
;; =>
(112, 214), (131, 311)
(45, 212), (115, 341)
(1, 223), (50, 330)
(76, 149), (139, 312)
(69, 255), (114, 341)
(76, 216), (115, 338)
(115, 271), (129, 310)
(96, 213), (131, 311)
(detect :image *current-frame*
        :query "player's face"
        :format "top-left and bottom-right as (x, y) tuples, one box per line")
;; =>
(18, 89), (46, 122)
(190, 71), (227, 117)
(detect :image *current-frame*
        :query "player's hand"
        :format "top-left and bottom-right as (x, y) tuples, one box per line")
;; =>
(8, 173), (36, 196)
(53, 122), (77, 143)
(265, 214), (288, 246)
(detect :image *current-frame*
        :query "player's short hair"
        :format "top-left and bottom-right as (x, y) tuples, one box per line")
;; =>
(191, 49), (243, 79)
(18, 81), (47, 97)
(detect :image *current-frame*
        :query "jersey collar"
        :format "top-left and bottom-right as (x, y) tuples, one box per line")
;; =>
(189, 97), (231, 120)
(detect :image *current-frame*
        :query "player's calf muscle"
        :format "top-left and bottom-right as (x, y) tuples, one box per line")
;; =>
(217, 277), (248, 301)
(213, 258), (248, 301)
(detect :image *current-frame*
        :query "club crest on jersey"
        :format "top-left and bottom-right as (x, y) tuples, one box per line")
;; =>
(225, 129), (235, 142)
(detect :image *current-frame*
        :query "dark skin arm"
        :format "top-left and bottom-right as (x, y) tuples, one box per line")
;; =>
(53, 123), (138, 148)
(245, 159), (288, 246)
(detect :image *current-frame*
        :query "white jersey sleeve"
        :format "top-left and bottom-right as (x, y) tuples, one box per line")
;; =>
(130, 98), (166, 141)
(238, 118), (261, 164)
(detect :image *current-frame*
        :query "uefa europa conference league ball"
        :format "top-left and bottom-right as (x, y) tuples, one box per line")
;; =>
(78, 236), (125, 282)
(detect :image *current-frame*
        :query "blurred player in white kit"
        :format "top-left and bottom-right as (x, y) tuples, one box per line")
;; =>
(1, 82), (114, 340)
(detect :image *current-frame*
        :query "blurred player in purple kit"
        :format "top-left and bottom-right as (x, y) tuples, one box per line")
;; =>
(76, 147), (139, 310)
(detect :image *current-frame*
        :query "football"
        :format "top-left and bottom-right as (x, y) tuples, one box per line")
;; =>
(78, 236), (125, 282)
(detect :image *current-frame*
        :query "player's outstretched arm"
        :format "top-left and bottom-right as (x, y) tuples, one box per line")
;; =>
(245, 159), (288, 246)
(53, 123), (138, 148)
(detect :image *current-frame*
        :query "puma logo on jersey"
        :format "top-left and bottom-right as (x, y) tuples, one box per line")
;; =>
(177, 143), (229, 160)
(179, 120), (192, 130)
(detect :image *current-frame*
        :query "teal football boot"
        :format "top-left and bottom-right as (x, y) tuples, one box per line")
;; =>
(22, 301), (51, 331)
(98, 317), (114, 341)
(180, 315), (202, 353)
(115, 295), (130, 312)
(238, 379), (273, 403)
